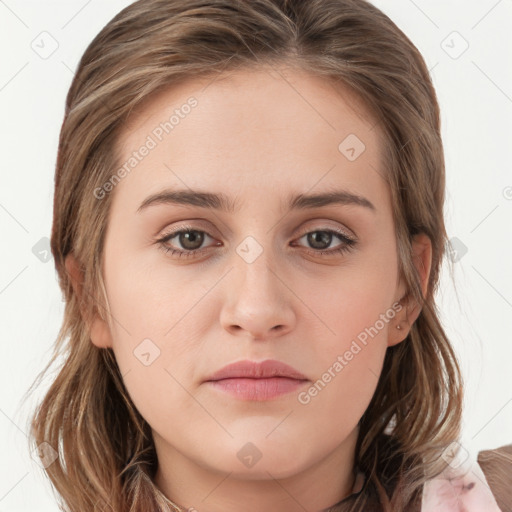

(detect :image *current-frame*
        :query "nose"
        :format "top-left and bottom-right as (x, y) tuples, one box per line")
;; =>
(219, 250), (296, 341)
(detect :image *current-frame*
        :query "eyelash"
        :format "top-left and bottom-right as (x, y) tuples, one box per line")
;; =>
(156, 225), (357, 259)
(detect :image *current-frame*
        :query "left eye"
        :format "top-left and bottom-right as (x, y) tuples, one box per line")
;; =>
(294, 230), (355, 253)
(157, 228), (356, 258)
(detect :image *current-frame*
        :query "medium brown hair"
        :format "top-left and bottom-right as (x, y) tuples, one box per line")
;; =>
(25, 1), (463, 510)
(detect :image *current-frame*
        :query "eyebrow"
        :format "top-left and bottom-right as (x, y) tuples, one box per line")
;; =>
(137, 188), (376, 214)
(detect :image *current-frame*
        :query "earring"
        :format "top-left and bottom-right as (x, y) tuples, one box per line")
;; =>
(396, 324), (402, 330)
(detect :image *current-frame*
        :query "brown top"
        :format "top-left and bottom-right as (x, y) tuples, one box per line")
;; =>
(477, 444), (512, 512)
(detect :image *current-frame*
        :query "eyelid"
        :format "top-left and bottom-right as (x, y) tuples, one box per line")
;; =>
(157, 224), (217, 246)
(158, 220), (356, 243)
(157, 220), (219, 239)
(294, 222), (357, 242)
(156, 222), (358, 259)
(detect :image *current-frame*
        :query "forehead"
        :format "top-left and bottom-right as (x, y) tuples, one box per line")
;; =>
(112, 64), (387, 212)
(120, 64), (379, 144)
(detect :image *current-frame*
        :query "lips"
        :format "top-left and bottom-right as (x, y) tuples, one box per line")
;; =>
(205, 359), (308, 382)
(204, 359), (309, 401)
(204, 360), (309, 401)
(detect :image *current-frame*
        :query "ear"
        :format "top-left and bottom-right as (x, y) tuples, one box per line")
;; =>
(65, 253), (113, 349)
(388, 232), (432, 347)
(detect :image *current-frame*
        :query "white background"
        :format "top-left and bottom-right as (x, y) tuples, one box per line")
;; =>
(1, 1), (511, 510)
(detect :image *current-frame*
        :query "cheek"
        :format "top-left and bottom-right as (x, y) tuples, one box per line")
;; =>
(296, 264), (397, 421)
(101, 254), (213, 413)
(104, 248), (213, 341)
(102, 264), (206, 434)
(300, 305), (390, 414)
(306, 260), (398, 353)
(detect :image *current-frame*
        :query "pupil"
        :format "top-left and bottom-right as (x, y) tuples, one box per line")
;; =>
(180, 231), (204, 250)
(308, 231), (331, 249)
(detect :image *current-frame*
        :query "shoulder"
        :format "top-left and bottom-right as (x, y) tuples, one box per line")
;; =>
(421, 443), (512, 512)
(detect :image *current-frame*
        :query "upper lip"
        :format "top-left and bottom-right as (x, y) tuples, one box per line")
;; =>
(205, 359), (308, 381)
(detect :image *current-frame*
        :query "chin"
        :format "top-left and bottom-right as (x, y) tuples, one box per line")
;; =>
(203, 439), (311, 480)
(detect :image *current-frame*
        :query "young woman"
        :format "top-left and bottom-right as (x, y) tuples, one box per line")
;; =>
(26, 0), (511, 511)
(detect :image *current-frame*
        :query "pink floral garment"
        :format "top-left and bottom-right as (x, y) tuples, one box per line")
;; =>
(421, 450), (502, 511)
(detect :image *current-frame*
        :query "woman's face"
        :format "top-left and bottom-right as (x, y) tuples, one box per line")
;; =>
(85, 65), (429, 506)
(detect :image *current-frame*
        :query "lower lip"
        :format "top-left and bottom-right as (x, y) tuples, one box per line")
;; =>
(206, 377), (309, 401)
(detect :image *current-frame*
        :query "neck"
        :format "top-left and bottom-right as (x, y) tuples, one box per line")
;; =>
(153, 426), (360, 512)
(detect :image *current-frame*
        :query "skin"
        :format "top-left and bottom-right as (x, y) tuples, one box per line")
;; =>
(66, 65), (432, 512)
